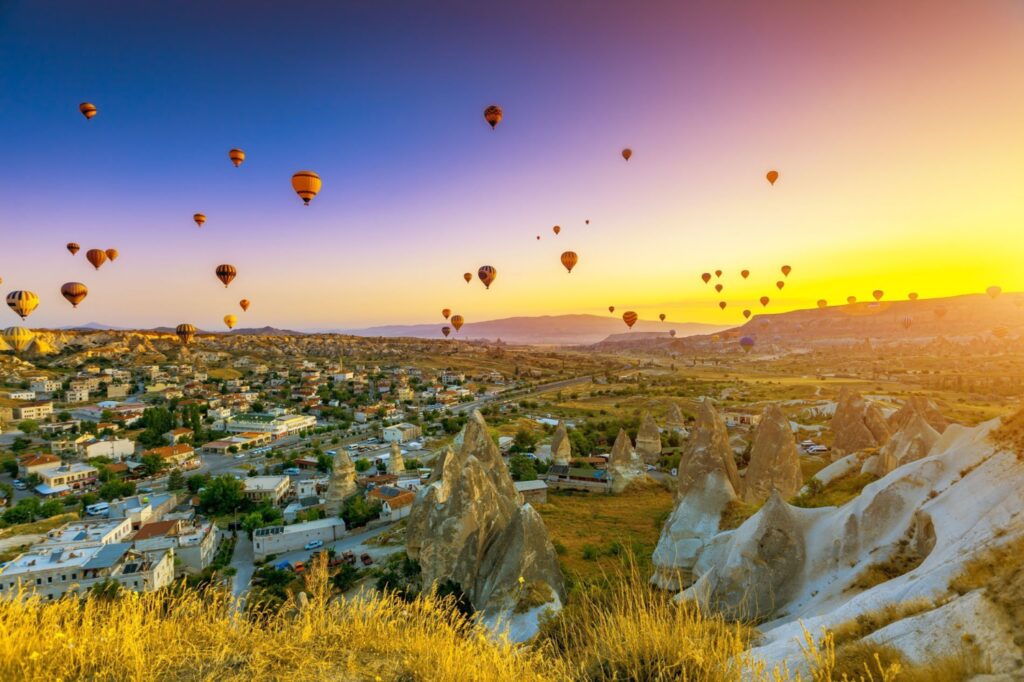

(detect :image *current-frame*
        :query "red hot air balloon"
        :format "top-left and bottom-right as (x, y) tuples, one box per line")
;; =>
(622, 311), (638, 328)
(776, 281), (785, 290)
(740, 270), (750, 279)
(760, 296), (770, 307)
(442, 308), (451, 320)
(714, 270), (722, 278)
(781, 265), (792, 277)
(719, 301), (727, 310)
(715, 284), (723, 293)
(766, 170), (779, 185)
(560, 251), (578, 273)
(608, 306), (615, 314)
(552, 225), (561, 236)
(872, 289), (884, 301)
(621, 148), (632, 161)
(701, 273), (712, 284)
(463, 272), (472, 283)
(742, 309), (751, 319)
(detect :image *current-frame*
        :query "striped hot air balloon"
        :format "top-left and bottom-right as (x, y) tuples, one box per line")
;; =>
(193, 213), (206, 228)
(291, 170), (322, 205)
(6, 291), (39, 319)
(483, 105), (503, 129)
(79, 102), (97, 120)
(67, 242), (80, 256)
(450, 315), (464, 332)
(86, 249), (107, 270)
(176, 324), (196, 345)
(105, 249), (119, 261)
(60, 282), (88, 308)
(560, 251), (578, 273)
(622, 311), (638, 329)
(215, 264), (237, 288)
(477, 265), (496, 289)
(229, 148), (245, 167)
(2, 326), (35, 353)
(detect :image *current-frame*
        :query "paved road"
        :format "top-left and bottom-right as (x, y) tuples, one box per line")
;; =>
(228, 531), (255, 597)
(269, 523), (395, 568)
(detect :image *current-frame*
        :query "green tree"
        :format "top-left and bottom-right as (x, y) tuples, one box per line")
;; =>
(508, 455), (538, 482)
(199, 475), (245, 515)
(167, 469), (186, 491)
(354, 458), (371, 473)
(340, 495), (381, 529)
(511, 428), (538, 453)
(17, 420), (39, 435)
(140, 453), (165, 477)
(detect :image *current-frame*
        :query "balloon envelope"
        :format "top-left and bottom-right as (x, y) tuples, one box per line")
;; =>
(766, 170), (779, 185)
(291, 170), (322, 205)
(450, 315), (464, 331)
(622, 311), (638, 328)
(105, 249), (119, 261)
(175, 324), (196, 345)
(740, 270), (750, 279)
(987, 285), (1002, 299)
(229, 148), (245, 167)
(442, 308), (451, 320)
(2, 326), (35, 352)
(873, 290), (884, 301)
(477, 265), (496, 289)
(760, 296), (770, 307)
(239, 300), (250, 312)
(66, 242), (80, 256)
(215, 264), (237, 288)
(483, 105), (503, 129)
(701, 273), (711, 284)
(6, 291), (39, 319)
(193, 213), (206, 228)
(621, 148), (632, 161)
(86, 249), (107, 270)
(79, 102), (97, 120)
(60, 282), (88, 308)
(224, 315), (237, 330)
(560, 251), (578, 273)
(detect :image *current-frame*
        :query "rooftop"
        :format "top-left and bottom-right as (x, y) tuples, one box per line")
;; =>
(244, 475), (289, 492)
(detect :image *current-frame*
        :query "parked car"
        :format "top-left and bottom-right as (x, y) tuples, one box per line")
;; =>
(283, 467), (301, 476)
(359, 553), (373, 566)
(340, 550), (356, 565)
(12, 480), (27, 490)
(304, 539), (324, 551)
(234, 453), (246, 459)
(138, 486), (153, 493)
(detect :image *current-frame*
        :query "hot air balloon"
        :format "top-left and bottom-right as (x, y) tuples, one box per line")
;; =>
(229, 148), (245, 167)
(239, 299), (250, 312)
(66, 242), (80, 256)
(817, 299), (828, 309)
(719, 301), (727, 310)
(483, 105), (503, 129)
(60, 282), (88, 308)
(6, 291), (39, 319)
(659, 313), (666, 322)
(442, 308), (451, 320)
(105, 249), (119, 261)
(193, 213), (206, 228)
(450, 315), (464, 332)
(739, 336), (755, 352)
(669, 329), (676, 337)
(86, 249), (107, 270)
(987, 286), (1002, 300)
(585, 219), (590, 225)
(622, 311), (638, 328)
(715, 284), (723, 293)
(621, 148), (632, 161)
(781, 265), (791, 277)
(740, 270), (750, 279)
(552, 225), (561, 236)
(776, 281), (785, 290)
(847, 296), (857, 304)
(215, 264), (237, 288)
(908, 292), (919, 301)
(224, 314), (237, 330)
(743, 309), (751, 319)
(291, 170), (322, 205)
(872, 290), (884, 301)
(766, 170), (779, 185)
(714, 270), (722, 278)
(175, 324), (196, 345)
(608, 306), (615, 314)
(536, 235), (540, 240)
(934, 307), (947, 319)
(79, 102), (97, 120)
(560, 251), (578, 273)
(701, 273), (712, 284)
(901, 316), (913, 330)
(441, 326), (451, 338)
(2, 327), (34, 353)
(760, 296), (770, 307)
(478, 265), (496, 290)
(463, 272), (472, 283)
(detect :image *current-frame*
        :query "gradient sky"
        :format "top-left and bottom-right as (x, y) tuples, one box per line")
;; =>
(1, 1), (1023, 331)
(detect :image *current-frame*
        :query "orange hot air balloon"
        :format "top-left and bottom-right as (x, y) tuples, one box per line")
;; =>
(847, 296), (857, 304)
(622, 311), (638, 328)
(766, 170), (779, 185)
(659, 313), (666, 322)
(608, 306), (615, 314)
(229, 148), (245, 167)
(872, 289), (884, 301)
(483, 105), (503, 129)
(239, 299), (250, 312)
(701, 273), (712, 284)
(718, 301), (727, 310)
(79, 102), (97, 120)
(463, 272), (472, 283)
(193, 213), (206, 228)
(714, 270), (722, 278)
(743, 309), (751, 319)
(740, 270), (750, 279)
(817, 299), (828, 309)
(60, 282), (88, 308)
(621, 148), (632, 161)
(552, 225), (561, 235)
(441, 326), (451, 338)
(934, 306), (947, 319)
(908, 292), (919, 301)
(776, 281), (785, 290)
(477, 265), (496, 289)
(215, 264), (237, 288)
(442, 308), (451, 320)
(560, 251), (578, 273)
(175, 324), (196, 345)
(86, 249), (107, 270)
(6, 291), (39, 319)
(291, 170), (322, 205)
(781, 265), (791, 277)
(450, 315), (464, 332)
(66, 242), (80, 256)
(715, 284), (723, 293)
(760, 296), (770, 307)
(105, 249), (119, 261)
(987, 285), (1002, 300)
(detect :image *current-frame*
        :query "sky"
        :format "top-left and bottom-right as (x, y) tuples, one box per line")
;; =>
(1, 0), (1023, 331)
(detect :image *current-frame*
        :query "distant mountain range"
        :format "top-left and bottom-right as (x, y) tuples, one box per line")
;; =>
(336, 314), (727, 345)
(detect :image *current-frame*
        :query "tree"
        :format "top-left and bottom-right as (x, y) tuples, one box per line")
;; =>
(199, 475), (245, 516)
(11, 437), (31, 454)
(167, 470), (186, 491)
(140, 453), (165, 477)
(354, 458), (372, 473)
(315, 452), (333, 473)
(1, 458), (18, 478)
(511, 428), (538, 453)
(99, 479), (135, 501)
(341, 495), (381, 529)
(508, 455), (537, 482)
(186, 473), (210, 494)
(40, 498), (64, 517)
(17, 420), (39, 435)
(332, 563), (360, 592)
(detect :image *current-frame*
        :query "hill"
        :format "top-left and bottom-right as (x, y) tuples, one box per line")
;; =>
(340, 314), (726, 345)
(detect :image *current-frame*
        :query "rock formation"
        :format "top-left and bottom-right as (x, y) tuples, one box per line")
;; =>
(651, 400), (739, 590)
(324, 450), (358, 516)
(549, 420), (571, 466)
(862, 409), (940, 478)
(830, 387), (891, 458)
(634, 411), (663, 464)
(387, 441), (405, 474)
(887, 395), (948, 434)
(742, 404), (803, 505)
(406, 410), (564, 626)
(608, 428), (645, 493)
(666, 401), (686, 429)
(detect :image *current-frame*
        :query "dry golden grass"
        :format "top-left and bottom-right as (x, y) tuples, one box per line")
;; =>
(793, 472), (877, 509)
(991, 406), (1024, 459)
(206, 367), (243, 381)
(720, 499), (762, 531)
(828, 599), (935, 648)
(948, 534), (1024, 648)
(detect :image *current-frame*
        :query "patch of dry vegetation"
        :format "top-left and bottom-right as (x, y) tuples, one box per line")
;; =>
(720, 499), (762, 531)
(949, 534), (1024, 649)
(991, 406), (1024, 460)
(849, 541), (928, 592)
(793, 472), (877, 509)
(829, 599), (936, 648)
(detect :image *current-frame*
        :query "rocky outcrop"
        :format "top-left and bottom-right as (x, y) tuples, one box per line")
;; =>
(608, 428), (645, 493)
(549, 421), (571, 466)
(666, 401), (686, 429)
(862, 410), (940, 478)
(406, 410), (564, 625)
(887, 395), (948, 434)
(830, 388), (891, 458)
(635, 411), (663, 464)
(387, 442), (405, 474)
(652, 400), (739, 590)
(742, 405), (803, 505)
(324, 450), (358, 516)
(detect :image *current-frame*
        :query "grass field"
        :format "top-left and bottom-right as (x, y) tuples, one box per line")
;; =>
(207, 367), (244, 380)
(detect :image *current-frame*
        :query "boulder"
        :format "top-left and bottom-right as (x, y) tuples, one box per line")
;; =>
(831, 387), (891, 457)
(549, 420), (571, 466)
(406, 410), (564, 625)
(742, 404), (803, 505)
(608, 428), (645, 493)
(887, 395), (948, 434)
(635, 411), (663, 464)
(387, 441), (405, 474)
(323, 450), (358, 516)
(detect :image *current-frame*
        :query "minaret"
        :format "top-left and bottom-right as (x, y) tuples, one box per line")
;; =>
(324, 450), (358, 516)
(388, 441), (406, 474)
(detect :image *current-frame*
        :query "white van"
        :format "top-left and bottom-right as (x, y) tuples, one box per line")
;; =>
(86, 502), (110, 516)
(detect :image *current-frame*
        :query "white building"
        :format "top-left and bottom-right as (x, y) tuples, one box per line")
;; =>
(38, 518), (134, 549)
(382, 422), (422, 444)
(252, 517), (346, 561)
(82, 438), (135, 461)
(65, 388), (90, 403)
(243, 476), (291, 504)
(225, 413), (316, 438)
(30, 379), (62, 394)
